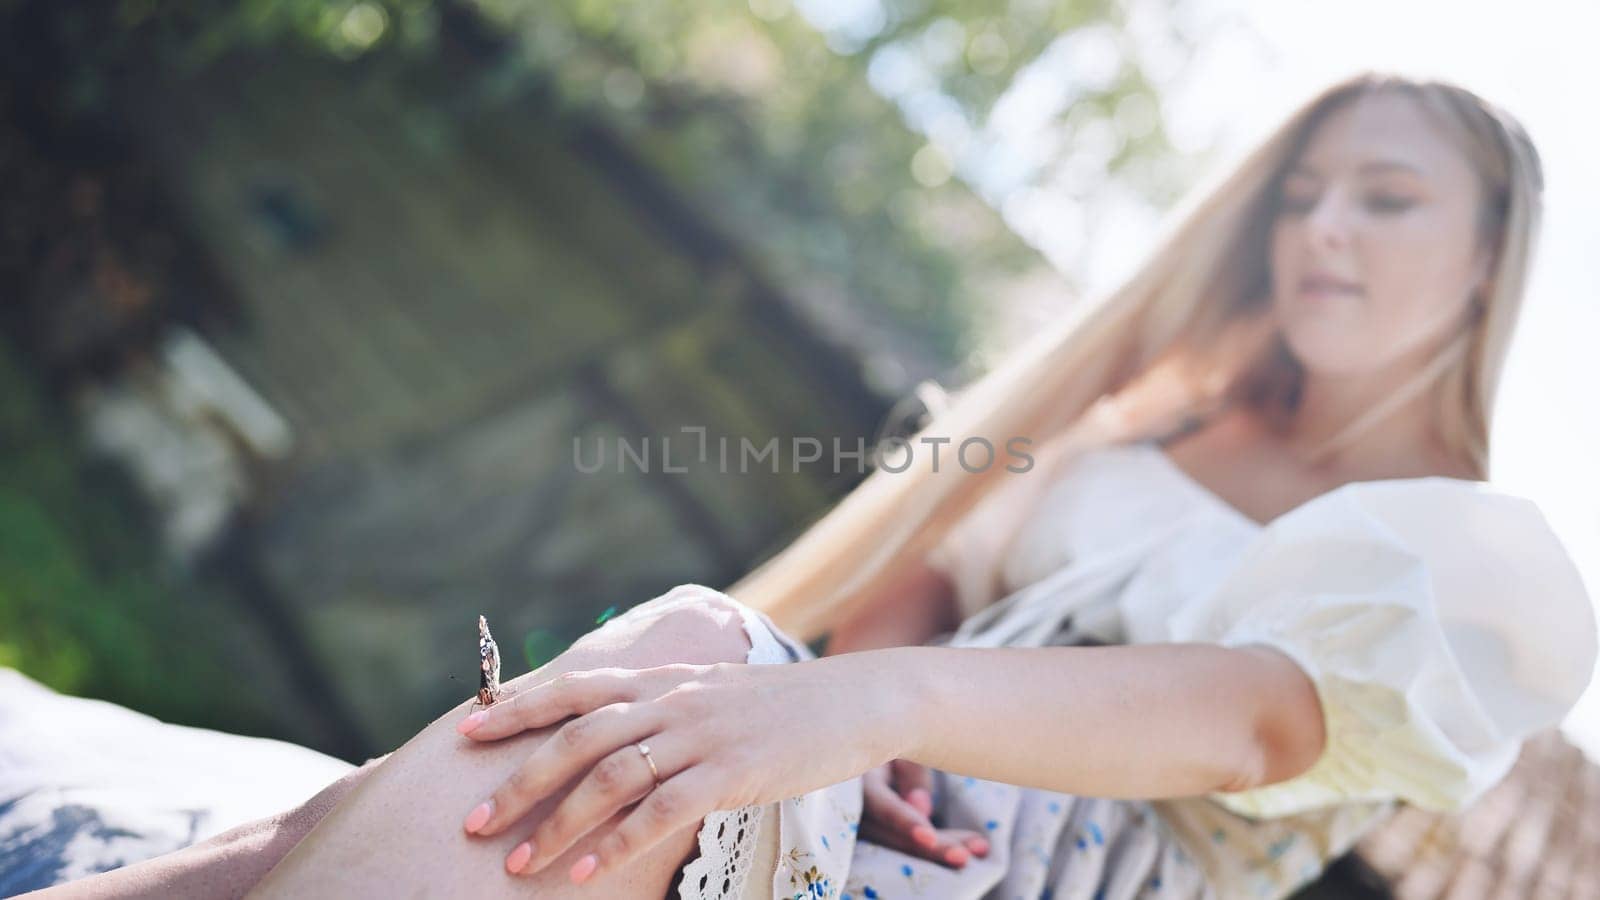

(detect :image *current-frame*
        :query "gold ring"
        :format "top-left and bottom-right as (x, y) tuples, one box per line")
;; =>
(636, 742), (661, 784)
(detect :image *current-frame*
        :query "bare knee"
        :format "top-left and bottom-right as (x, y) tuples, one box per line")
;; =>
(643, 586), (755, 667)
(570, 584), (755, 670)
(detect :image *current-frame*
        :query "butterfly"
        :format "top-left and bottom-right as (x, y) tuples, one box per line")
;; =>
(476, 614), (504, 709)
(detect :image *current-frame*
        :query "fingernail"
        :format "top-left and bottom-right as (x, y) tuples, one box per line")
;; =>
(506, 841), (533, 874)
(908, 788), (932, 815)
(967, 836), (989, 855)
(458, 710), (489, 735)
(911, 824), (937, 848)
(570, 853), (598, 884)
(945, 846), (970, 866)
(464, 801), (494, 834)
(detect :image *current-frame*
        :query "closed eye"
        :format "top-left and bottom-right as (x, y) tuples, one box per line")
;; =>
(1366, 193), (1416, 214)
(1274, 191), (1417, 217)
(1275, 191), (1317, 216)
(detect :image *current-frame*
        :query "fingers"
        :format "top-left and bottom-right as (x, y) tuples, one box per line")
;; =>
(863, 770), (938, 846)
(501, 735), (683, 875)
(464, 702), (655, 837)
(955, 830), (991, 860)
(862, 762), (989, 868)
(460, 668), (639, 741)
(857, 815), (989, 868)
(517, 763), (718, 885)
(891, 758), (935, 818)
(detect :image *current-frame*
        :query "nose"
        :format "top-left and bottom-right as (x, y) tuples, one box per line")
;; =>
(1304, 185), (1354, 250)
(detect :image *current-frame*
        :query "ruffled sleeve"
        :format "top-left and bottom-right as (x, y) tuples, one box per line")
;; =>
(1163, 478), (1597, 820)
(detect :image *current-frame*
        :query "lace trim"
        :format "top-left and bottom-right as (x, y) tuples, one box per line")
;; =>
(676, 589), (795, 900)
(678, 803), (767, 900)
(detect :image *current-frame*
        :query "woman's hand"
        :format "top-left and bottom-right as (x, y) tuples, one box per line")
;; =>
(858, 759), (989, 868)
(453, 657), (904, 884)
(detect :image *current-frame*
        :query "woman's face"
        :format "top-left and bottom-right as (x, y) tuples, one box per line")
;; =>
(1268, 91), (1493, 378)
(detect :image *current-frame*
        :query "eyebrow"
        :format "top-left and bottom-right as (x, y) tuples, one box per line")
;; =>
(1285, 160), (1426, 178)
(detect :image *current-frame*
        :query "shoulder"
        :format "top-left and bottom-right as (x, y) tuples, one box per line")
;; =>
(1328, 476), (1567, 554)
(1311, 478), (1598, 711)
(1312, 477), (1582, 595)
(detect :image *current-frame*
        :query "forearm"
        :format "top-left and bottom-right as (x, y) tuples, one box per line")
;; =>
(853, 643), (1289, 801)
(28, 755), (389, 900)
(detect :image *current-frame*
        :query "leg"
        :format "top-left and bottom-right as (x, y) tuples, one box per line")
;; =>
(247, 585), (759, 900)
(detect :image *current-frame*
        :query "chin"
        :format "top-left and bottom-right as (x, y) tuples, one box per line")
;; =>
(1278, 329), (1377, 379)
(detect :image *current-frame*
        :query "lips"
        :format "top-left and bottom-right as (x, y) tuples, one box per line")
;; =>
(1299, 272), (1363, 297)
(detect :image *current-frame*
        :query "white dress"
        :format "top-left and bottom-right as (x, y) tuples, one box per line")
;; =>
(665, 438), (1597, 900)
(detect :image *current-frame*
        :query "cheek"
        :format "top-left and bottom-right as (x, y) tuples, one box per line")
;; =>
(1269, 212), (1479, 374)
(1360, 211), (1480, 333)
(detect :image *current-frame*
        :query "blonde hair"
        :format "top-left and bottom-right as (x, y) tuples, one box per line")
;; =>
(728, 71), (1546, 643)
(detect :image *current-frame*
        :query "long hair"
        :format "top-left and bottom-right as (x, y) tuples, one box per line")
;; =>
(727, 71), (1545, 644)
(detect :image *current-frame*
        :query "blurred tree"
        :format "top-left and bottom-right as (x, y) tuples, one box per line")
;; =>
(20, 0), (1195, 374)
(0, 344), (307, 740)
(0, 0), (1199, 752)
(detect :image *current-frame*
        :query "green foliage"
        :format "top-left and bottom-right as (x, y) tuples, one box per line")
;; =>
(449, 0), (1187, 364)
(0, 346), (274, 734)
(70, 0), (1188, 367)
(1, 0), (1195, 739)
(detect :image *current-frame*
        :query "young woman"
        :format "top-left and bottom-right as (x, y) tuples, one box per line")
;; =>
(38, 71), (1595, 900)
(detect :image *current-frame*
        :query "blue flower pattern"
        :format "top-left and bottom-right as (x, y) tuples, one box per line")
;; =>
(744, 722), (1335, 900)
(714, 591), (1337, 900)
(818, 770), (1241, 900)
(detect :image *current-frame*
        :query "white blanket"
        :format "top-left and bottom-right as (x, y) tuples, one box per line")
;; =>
(0, 667), (353, 894)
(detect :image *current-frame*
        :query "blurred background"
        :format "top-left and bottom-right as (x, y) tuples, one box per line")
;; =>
(1, 0), (1595, 780)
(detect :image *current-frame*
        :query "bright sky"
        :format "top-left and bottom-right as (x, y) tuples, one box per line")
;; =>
(796, 0), (1600, 759)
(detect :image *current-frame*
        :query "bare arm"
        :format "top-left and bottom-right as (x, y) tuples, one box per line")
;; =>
(841, 640), (1326, 799)
(22, 754), (390, 900)
(820, 535), (1326, 797)
(822, 559), (960, 656)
